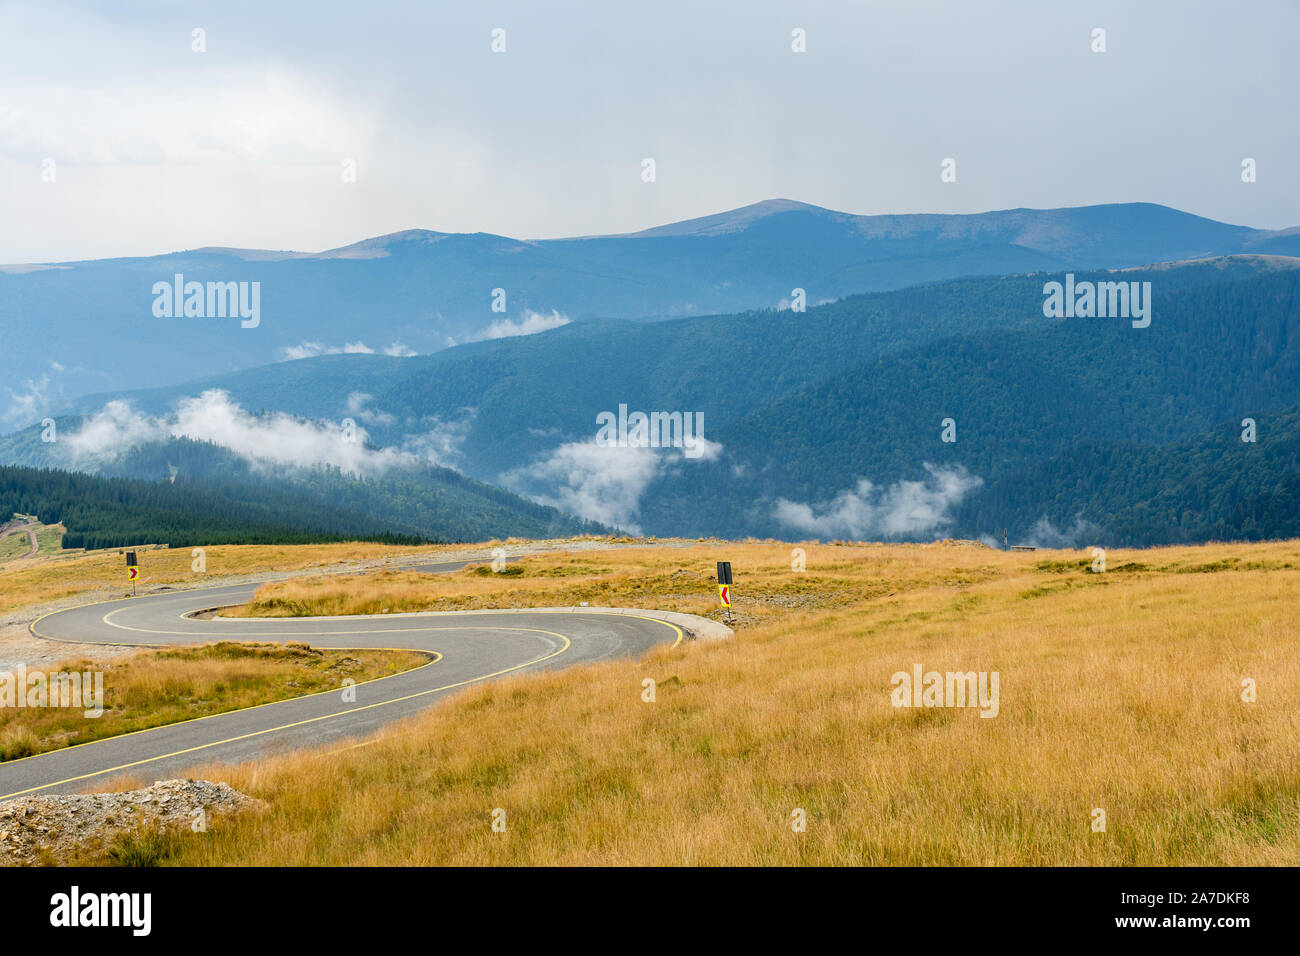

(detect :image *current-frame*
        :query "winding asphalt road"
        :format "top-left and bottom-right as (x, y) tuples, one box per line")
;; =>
(0, 558), (688, 801)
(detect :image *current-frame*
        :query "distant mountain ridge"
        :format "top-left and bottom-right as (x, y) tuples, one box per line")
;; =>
(16, 256), (1300, 548)
(0, 432), (606, 544)
(5, 200), (1299, 415)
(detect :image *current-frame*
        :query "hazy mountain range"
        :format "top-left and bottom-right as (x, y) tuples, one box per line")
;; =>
(6, 199), (1300, 417)
(4, 199), (1299, 547)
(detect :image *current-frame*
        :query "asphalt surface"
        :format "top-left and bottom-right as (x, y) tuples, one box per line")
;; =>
(0, 558), (682, 800)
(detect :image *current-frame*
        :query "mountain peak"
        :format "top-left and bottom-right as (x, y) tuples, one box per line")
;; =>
(317, 228), (453, 259)
(614, 198), (837, 239)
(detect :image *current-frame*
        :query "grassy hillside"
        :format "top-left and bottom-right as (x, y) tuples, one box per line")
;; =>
(0, 534), (610, 614)
(0, 529), (34, 561)
(84, 538), (1300, 866)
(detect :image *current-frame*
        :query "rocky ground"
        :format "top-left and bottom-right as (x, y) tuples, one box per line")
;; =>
(0, 779), (265, 866)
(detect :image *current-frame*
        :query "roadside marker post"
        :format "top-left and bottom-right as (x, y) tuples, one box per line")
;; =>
(126, 550), (138, 597)
(716, 561), (734, 624)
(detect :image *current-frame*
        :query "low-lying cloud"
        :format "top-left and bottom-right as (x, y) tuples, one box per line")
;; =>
(345, 391), (395, 426)
(773, 465), (982, 540)
(400, 411), (476, 469)
(4, 372), (54, 430)
(3, 360), (71, 431)
(502, 435), (721, 531)
(477, 309), (570, 341)
(65, 390), (416, 477)
(1021, 514), (1100, 549)
(279, 340), (416, 360)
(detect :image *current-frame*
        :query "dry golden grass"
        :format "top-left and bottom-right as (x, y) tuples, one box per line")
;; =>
(0, 642), (427, 761)
(0, 533), (31, 562)
(0, 536), (560, 614)
(227, 539), (929, 626)
(79, 539), (1300, 865)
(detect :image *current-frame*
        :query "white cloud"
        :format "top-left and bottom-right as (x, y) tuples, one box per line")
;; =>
(63, 399), (159, 460)
(0, 57), (365, 169)
(2, 360), (70, 430)
(4, 373), (52, 430)
(65, 390), (416, 477)
(279, 341), (374, 361)
(502, 442), (659, 531)
(2, 2), (1296, 266)
(400, 412), (476, 469)
(477, 309), (570, 341)
(773, 465), (982, 540)
(170, 391), (411, 475)
(1021, 515), (1099, 549)
(279, 340), (417, 361)
(344, 392), (395, 426)
(502, 436), (720, 531)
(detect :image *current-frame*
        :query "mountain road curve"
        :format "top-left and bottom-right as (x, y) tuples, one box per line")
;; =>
(1, 557), (714, 801)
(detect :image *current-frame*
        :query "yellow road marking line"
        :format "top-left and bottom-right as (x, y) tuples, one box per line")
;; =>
(0, 654), (440, 773)
(313, 615), (685, 757)
(37, 601), (683, 649)
(14, 575), (686, 797)
(1, 621), (573, 778)
(100, 605), (526, 638)
(0, 629), (570, 800)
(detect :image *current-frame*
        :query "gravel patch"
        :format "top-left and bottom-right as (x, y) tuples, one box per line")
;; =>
(0, 778), (265, 866)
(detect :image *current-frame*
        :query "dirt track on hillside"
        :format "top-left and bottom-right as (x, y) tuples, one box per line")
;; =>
(0, 520), (37, 561)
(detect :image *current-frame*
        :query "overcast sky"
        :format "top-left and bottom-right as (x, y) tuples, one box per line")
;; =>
(2, 0), (1296, 263)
